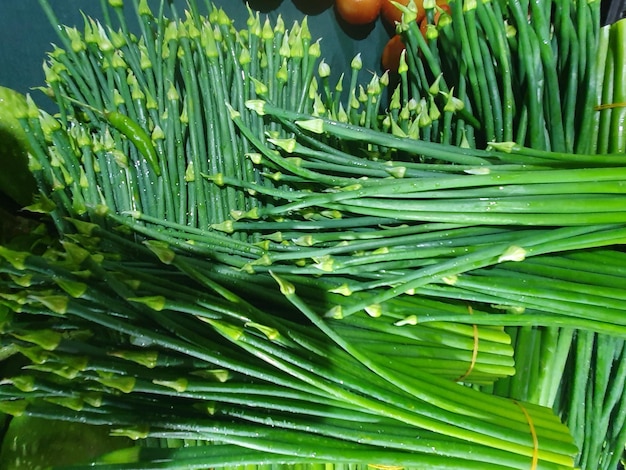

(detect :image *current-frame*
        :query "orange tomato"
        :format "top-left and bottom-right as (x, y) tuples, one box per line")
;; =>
(381, 0), (449, 26)
(380, 0), (411, 26)
(381, 3), (450, 73)
(381, 34), (406, 72)
(420, 2), (451, 36)
(335, 0), (383, 25)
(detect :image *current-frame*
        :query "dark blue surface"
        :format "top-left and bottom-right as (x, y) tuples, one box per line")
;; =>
(602, 0), (626, 24)
(0, 1), (388, 101)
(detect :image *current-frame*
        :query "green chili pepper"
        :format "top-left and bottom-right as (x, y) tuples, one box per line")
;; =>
(104, 110), (160, 175)
(62, 95), (160, 176)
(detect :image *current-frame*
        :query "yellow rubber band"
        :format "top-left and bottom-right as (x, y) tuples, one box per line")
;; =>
(595, 102), (626, 111)
(514, 400), (539, 470)
(455, 306), (479, 383)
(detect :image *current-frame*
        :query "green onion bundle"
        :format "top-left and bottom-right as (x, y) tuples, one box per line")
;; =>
(0, 224), (575, 470)
(1, 0), (625, 469)
(593, 14), (626, 154)
(396, 0), (601, 151)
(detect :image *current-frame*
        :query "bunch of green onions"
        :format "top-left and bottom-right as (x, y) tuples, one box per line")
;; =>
(397, 0), (601, 151)
(0, 0), (625, 469)
(0, 222), (574, 470)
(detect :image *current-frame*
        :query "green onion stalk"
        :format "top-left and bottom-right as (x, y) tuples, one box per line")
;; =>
(0, 0), (625, 469)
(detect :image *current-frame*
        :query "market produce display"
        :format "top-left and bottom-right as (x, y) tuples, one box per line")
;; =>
(0, 0), (625, 469)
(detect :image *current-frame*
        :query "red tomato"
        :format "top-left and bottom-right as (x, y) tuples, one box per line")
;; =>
(381, 34), (406, 72)
(335, 0), (383, 25)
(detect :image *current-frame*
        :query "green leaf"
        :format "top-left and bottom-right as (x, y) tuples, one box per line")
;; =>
(0, 86), (37, 207)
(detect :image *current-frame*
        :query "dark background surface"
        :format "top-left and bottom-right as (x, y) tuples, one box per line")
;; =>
(0, 0), (389, 108)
